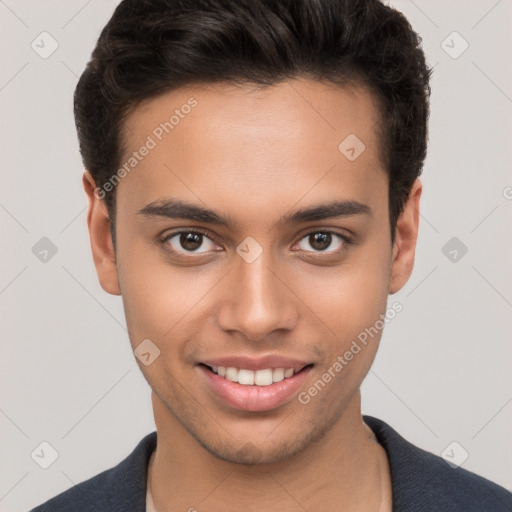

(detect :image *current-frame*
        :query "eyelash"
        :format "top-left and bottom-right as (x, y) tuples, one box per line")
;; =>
(158, 228), (353, 258)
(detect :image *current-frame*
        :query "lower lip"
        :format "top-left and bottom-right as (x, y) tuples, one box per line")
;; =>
(199, 365), (313, 412)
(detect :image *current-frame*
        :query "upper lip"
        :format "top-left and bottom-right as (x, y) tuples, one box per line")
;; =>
(201, 355), (312, 372)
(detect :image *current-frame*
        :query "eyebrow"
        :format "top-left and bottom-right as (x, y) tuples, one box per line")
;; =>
(136, 198), (371, 227)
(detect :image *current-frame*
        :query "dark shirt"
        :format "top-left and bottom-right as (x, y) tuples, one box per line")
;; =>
(30, 415), (512, 511)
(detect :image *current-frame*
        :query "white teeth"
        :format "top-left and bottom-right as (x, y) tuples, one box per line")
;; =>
(254, 369), (273, 386)
(237, 369), (255, 385)
(272, 368), (285, 382)
(210, 366), (298, 386)
(225, 367), (238, 382)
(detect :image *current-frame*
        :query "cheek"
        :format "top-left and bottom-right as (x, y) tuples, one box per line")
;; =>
(295, 241), (391, 343)
(116, 241), (221, 349)
(294, 250), (391, 410)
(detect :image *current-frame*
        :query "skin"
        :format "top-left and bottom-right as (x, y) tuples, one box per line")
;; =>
(83, 78), (421, 511)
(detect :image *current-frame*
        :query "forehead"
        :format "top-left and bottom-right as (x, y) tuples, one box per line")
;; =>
(123, 79), (383, 153)
(117, 79), (387, 219)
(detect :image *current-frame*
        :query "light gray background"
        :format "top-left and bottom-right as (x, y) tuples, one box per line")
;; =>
(1, 0), (511, 510)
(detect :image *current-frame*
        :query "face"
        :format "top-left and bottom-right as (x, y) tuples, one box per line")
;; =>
(84, 79), (420, 464)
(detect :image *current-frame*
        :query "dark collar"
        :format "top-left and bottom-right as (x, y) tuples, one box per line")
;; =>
(32, 415), (512, 511)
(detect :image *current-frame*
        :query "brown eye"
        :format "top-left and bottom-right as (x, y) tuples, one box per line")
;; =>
(180, 232), (203, 251)
(296, 231), (346, 253)
(164, 231), (218, 254)
(309, 232), (331, 251)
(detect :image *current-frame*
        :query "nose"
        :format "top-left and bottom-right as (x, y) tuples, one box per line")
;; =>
(216, 251), (299, 341)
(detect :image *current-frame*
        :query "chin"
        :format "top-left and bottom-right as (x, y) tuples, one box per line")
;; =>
(197, 420), (330, 466)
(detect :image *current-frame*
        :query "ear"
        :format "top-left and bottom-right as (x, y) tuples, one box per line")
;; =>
(389, 179), (422, 294)
(82, 171), (121, 295)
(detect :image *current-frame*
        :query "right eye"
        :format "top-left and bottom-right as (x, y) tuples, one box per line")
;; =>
(161, 230), (220, 255)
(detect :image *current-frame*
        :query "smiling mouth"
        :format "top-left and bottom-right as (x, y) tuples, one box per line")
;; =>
(200, 363), (313, 387)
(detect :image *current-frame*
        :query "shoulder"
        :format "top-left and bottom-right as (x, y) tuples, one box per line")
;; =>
(364, 415), (512, 512)
(29, 432), (157, 512)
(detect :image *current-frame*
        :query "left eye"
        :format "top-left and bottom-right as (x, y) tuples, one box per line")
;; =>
(165, 231), (217, 254)
(296, 232), (346, 253)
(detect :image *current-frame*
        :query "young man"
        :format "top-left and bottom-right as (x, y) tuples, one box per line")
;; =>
(31, 0), (512, 511)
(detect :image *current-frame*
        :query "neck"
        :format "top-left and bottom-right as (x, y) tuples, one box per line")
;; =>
(148, 390), (392, 512)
